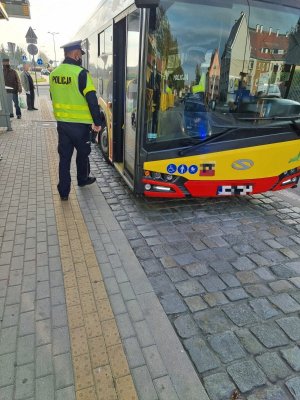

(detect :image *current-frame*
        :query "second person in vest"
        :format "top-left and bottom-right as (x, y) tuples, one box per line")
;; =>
(49, 40), (102, 201)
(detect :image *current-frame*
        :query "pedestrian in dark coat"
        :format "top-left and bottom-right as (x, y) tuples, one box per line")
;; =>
(2, 58), (22, 119)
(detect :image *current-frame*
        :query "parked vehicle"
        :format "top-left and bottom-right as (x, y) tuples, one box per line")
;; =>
(257, 84), (281, 98)
(184, 96), (210, 139)
(238, 97), (300, 118)
(40, 69), (50, 76)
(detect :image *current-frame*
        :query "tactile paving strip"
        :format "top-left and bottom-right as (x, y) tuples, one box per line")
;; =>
(42, 98), (138, 400)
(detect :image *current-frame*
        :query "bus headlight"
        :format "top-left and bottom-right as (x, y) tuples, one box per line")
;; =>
(144, 170), (178, 183)
(282, 168), (298, 176)
(153, 172), (162, 180)
(152, 185), (172, 192)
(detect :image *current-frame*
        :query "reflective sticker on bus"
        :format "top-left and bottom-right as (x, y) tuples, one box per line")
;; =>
(147, 132), (157, 140)
(166, 163), (215, 175)
(189, 165), (198, 174)
(167, 164), (177, 174)
(178, 164), (188, 174)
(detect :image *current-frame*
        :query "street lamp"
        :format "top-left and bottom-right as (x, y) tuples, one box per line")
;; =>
(7, 42), (16, 68)
(48, 32), (59, 67)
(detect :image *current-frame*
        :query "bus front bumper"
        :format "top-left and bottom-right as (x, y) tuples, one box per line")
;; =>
(142, 169), (300, 198)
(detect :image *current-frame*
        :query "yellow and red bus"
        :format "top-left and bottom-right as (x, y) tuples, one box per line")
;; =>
(76, 0), (300, 198)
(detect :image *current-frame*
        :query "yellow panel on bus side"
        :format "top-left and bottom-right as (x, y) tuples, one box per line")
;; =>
(144, 140), (300, 180)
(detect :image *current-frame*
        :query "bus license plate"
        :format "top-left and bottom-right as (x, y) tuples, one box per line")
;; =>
(217, 185), (253, 196)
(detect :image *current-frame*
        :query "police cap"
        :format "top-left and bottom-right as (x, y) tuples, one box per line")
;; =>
(61, 40), (85, 55)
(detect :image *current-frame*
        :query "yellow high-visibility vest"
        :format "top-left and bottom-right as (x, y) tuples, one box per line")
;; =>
(192, 72), (206, 94)
(49, 63), (95, 124)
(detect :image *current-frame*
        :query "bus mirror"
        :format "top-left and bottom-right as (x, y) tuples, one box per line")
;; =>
(135, 0), (159, 8)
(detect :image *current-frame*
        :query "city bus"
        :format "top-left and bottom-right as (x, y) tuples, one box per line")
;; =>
(75, 0), (300, 198)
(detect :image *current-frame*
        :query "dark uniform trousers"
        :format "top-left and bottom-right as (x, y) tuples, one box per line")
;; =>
(57, 121), (91, 197)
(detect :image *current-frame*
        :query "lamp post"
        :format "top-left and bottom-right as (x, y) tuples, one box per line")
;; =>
(7, 42), (16, 68)
(48, 32), (59, 67)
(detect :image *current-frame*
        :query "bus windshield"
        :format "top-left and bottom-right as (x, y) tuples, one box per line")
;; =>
(144, 0), (300, 150)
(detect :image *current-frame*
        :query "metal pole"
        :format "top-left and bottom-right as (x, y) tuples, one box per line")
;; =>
(52, 35), (57, 67)
(0, 55), (12, 131)
(32, 55), (39, 96)
(48, 32), (58, 67)
(7, 42), (16, 68)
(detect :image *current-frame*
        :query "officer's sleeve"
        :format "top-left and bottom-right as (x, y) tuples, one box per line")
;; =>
(78, 70), (102, 126)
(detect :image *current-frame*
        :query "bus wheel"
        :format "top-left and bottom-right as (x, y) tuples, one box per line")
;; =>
(99, 126), (109, 162)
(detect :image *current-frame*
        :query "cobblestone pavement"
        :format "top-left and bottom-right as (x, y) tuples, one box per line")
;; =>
(90, 146), (300, 400)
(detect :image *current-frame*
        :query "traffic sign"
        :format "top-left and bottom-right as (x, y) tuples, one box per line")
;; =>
(2, 0), (30, 19)
(22, 55), (27, 61)
(37, 58), (43, 65)
(27, 43), (38, 56)
(7, 42), (16, 54)
(25, 26), (37, 44)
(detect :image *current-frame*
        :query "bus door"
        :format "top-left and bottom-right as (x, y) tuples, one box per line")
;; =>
(113, 19), (126, 162)
(123, 10), (141, 179)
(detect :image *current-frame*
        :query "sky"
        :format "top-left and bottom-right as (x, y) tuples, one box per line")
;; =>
(0, 0), (101, 62)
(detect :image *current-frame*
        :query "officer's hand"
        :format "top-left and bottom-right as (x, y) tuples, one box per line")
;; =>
(92, 124), (102, 133)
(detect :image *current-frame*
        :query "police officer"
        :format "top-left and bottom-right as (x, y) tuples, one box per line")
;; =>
(49, 40), (102, 201)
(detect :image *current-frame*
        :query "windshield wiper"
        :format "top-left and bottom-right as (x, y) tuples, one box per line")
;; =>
(236, 115), (300, 136)
(178, 126), (241, 156)
(178, 116), (300, 157)
(236, 115), (300, 122)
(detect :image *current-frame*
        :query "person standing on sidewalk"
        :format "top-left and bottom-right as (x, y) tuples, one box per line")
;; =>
(20, 63), (38, 111)
(2, 58), (22, 119)
(49, 40), (102, 201)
